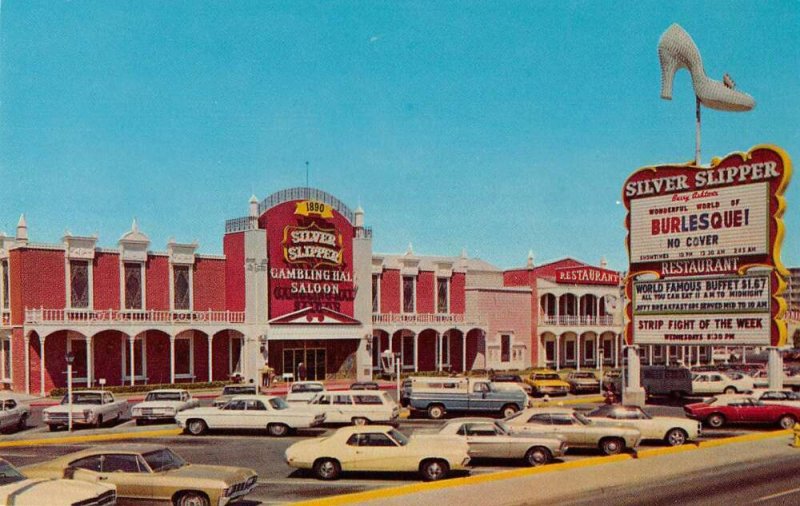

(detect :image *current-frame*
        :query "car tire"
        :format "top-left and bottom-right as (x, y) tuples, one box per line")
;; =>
(706, 413), (725, 428)
(186, 419), (208, 436)
(524, 446), (552, 467)
(48, 424), (59, 432)
(268, 423), (290, 437)
(501, 404), (519, 418)
(175, 490), (210, 506)
(419, 459), (449, 481)
(779, 414), (796, 430)
(670, 391), (684, 401)
(313, 458), (341, 480)
(427, 404), (446, 420)
(664, 428), (688, 446)
(135, 419), (145, 426)
(600, 437), (625, 456)
(351, 417), (368, 426)
(17, 414), (27, 432)
(723, 386), (737, 394)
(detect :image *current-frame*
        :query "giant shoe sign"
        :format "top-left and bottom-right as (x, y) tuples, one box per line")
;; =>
(623, 145), (792, 346)
(264, 199), (357, 323)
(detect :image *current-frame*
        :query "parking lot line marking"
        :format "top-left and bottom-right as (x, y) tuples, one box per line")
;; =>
(0, 428), (183, 448)
(753, 486), (800, 503)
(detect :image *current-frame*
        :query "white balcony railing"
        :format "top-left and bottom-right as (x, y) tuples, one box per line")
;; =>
(372, 313), (485, 327)
(25, 308), (246, 325)
(540, 315), (615, 326)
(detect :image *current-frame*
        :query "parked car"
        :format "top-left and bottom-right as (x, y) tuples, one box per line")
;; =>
(0, 395), (30, 433)
(691, 371), (754, 395)
(748, 388), (800, 407)
(22, 444), (256, 506)
(491, 373), (534, 395)
(684, 395), (800, 429)
(504, 407), (641, 455)
(402, 376), (528, 419)
(42, 391), (128, 431)
(1, 458), (117, 506)
(608, 366), (693, 399)
(436, 417), (566, 466)
(284, 425), (470, 481)
(308, 390), (399, 425)
(131, 389), (200, 425)
(213, 384), (259, 408)
(286, 381), (326, 403)
(566, 371), (601, 394)
(350, 381), (380, 390)
(749, 370), (800, 391)
(176, 394), (325, 436)
(525, 370), (570, 397)
(586, 404), (701, 446)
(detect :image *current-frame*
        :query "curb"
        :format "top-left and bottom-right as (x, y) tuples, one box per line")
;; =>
(291, 429), (794, 505)
(0, 428), (183, 448)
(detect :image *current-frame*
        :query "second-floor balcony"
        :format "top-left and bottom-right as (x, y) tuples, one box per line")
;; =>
(372, 312), (486, 328)
(540, 315), (616, 327)
(25, 308), (246, 325)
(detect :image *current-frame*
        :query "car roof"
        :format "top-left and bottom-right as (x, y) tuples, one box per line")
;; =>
(332, 425), (398, 436)
(50, 444), (170, 463)
(518, 407), (575, 415)
(229, 394), (279, 401)
(145, 389), (187, 394)
(443, 417), (497, 425)
(315, 390), (387, 396)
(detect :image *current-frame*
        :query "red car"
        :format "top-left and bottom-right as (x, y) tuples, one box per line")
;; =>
(684, 395), (800, 429)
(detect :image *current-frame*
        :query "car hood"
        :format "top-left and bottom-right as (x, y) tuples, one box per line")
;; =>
(532, 380), (569, 387)
(0, 479), (115, 504)
(43, 405), (99, 414)
(161, 464), (255, 485)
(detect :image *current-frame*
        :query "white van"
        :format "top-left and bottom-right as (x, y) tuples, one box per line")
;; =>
(308, 390), (399, 425)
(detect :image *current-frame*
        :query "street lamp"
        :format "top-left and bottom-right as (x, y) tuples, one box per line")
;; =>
(65, 351), (75, 432)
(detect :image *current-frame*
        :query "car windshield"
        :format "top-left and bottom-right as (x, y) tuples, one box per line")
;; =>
(535, 374), (561, 381)
(269, 397), (290, 410)
(222, 386), (256, 396)
(292, 383), (324, 393)
(142, 448), (186, 472)
(61, 393), (102, 405)
(573, 412), (591, 425)
(388, 429), (409, 446)
(0, 461), (26, 485)
(573, 373), (596, 379)
(146, 392), (182, 402)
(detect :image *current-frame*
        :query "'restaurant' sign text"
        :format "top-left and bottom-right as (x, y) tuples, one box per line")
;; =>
(555, 266), (620, 286)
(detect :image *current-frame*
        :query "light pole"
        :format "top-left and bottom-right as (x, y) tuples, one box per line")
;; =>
(65, 351), (75, 432)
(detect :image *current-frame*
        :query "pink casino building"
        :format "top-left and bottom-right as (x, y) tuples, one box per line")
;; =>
(0, 187), (634, 395)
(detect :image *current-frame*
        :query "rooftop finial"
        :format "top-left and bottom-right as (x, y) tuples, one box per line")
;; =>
(527, 250), (535, 269)
(461, 248), (468, 259)
(131, 218), (139, 233)
(600, 256), (608, 268)
(16, 214), (28, 243)
(406, 242), (413, 255)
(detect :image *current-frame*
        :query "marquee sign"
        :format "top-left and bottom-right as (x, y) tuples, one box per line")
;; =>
(265, 199), (356, 321)
(623, 145), (792, 347)
(555, 266), (620, 286)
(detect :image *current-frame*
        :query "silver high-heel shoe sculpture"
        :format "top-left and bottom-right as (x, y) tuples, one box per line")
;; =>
(658, 23), (755, 111)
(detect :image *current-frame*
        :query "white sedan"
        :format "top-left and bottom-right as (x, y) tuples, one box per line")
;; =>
(131, 389), (200, 425)
(692, 371), (754, 395)
(742, 389), (800, 408)
(286, 381), (326, 403)
(0, 396), (30, 433)
(308, 390), (399, 425)
(285, 425), (470, 481)
(586, 405), (701, 446)
(176, 394), (325, 437)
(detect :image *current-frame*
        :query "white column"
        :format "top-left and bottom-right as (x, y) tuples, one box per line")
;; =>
(169, 335), (176, 384)
(742, 346), (747, 364)
(624, 345), (646, 406)
(576, 336), (581, 372)
(24, 335), (30, 394)
(39, 336), (46, 397)
(462, 333), (467, 372)
(85, 336), (93, 387)
(695, 345), (701, 366)
(413, 334), (419, 372)
(681, 346), (686, 366)
(648, 345), (654, 365)
(207, 335), (214, 382)
(768, 347), (784, 390)
(0, 338), (5, 380)
(596, 335), (601, 371)
(666, 346), (670, 366)
(555, 335), (560, 371)
(437, 333), (443, 372)
(129, 337), (135, 386)
(615, 333), (620, 368)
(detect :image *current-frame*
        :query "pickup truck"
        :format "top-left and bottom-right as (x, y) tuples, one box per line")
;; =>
(42, 390), (128, 431)
(402, 376), (529, 420)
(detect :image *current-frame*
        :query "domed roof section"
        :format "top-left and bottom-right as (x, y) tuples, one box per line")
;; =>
(119, 219), (150, 244)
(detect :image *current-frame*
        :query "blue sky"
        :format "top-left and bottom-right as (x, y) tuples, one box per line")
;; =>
(1, 1), (797, 271)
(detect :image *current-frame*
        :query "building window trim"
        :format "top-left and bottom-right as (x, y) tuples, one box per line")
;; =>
(402, 276), (416, 314)
(500, 334), (511, 363)
(0, 335), (11, 382)
(436, 277), (450, 314)
(66, 259), (93, 310)
(174, 336), (194, 379)
(120, 261), (146, 311)
(372, 274), (380, 314)
(170, 264), (193, 312)
(583, 337), (595, 362)
(0, 259), (9, 312)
